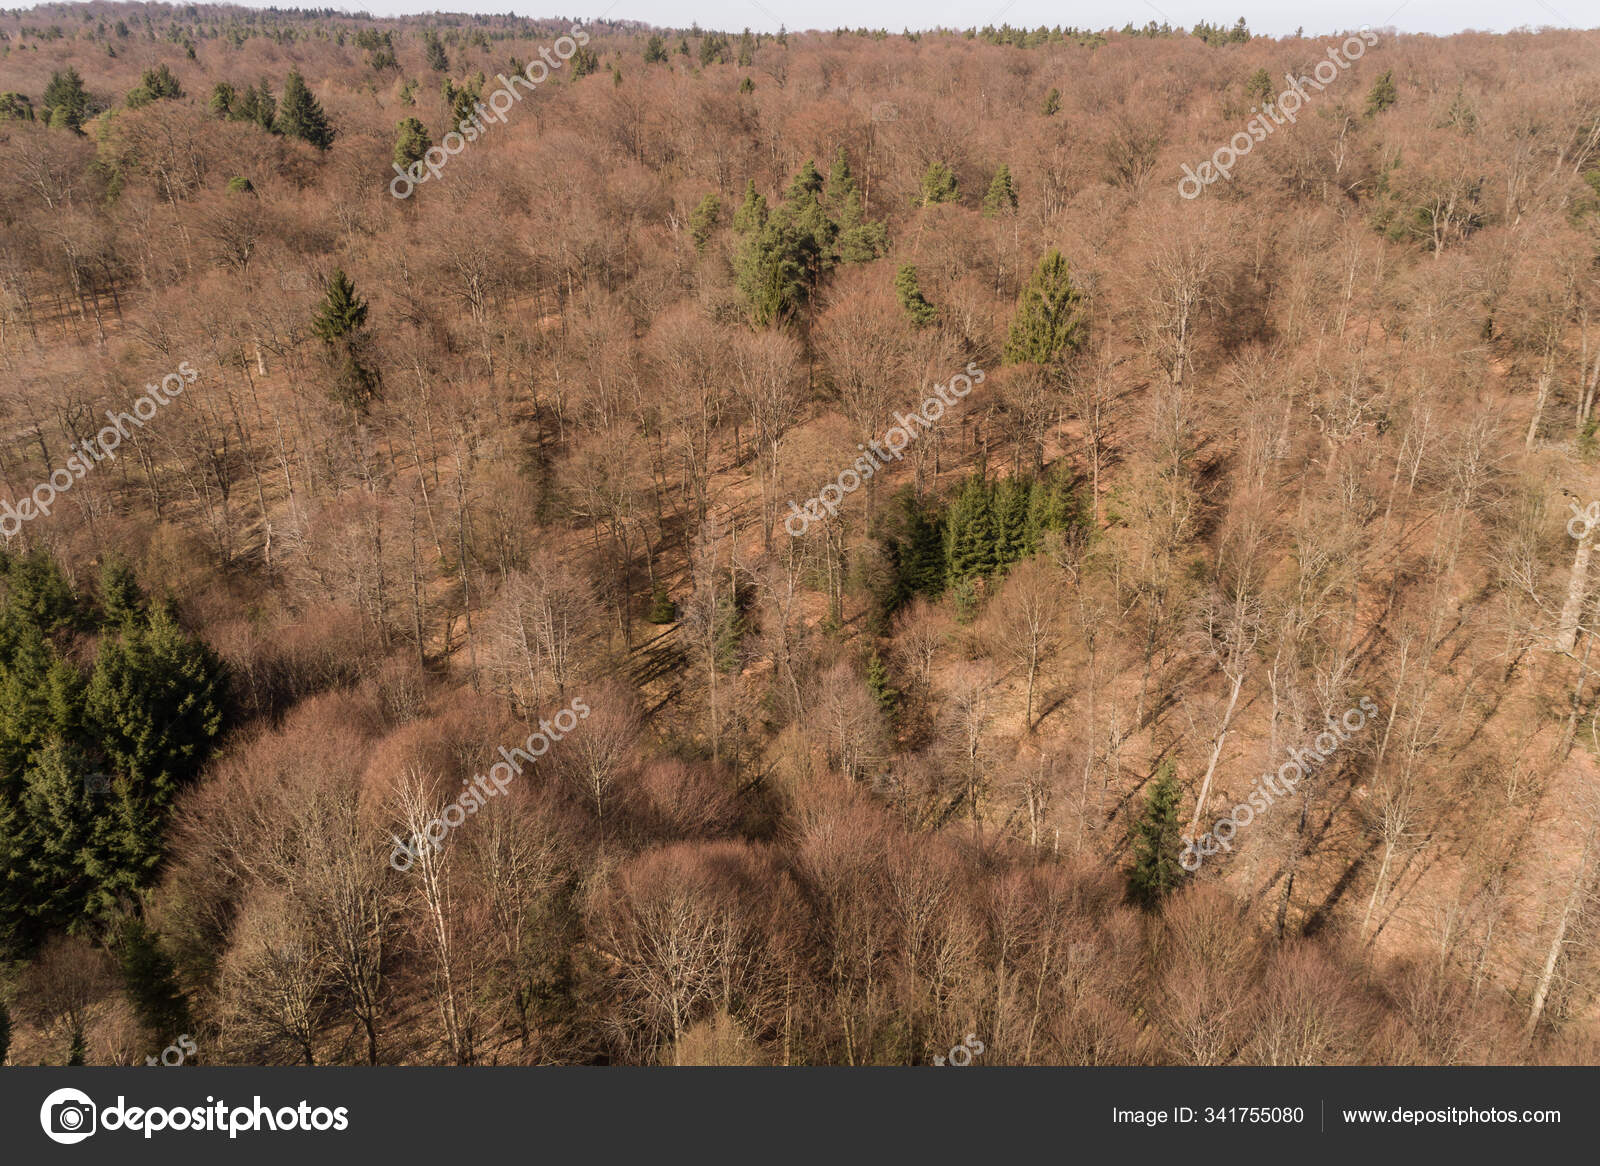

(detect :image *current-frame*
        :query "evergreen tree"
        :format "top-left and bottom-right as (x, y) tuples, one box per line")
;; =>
(18, 739), (96, 931)
(118, 919), (191, 1050)
(572, 44), (600, 77)
(1366, 69), (1397, 117)
(394, 116), (431, 169)
(207, 80), (235, 118)
(42, 67), (90, 131)
(85, 608), (226, 891)
(866, 650), (899, 717)
(1004, 249), (1087, 367)
(732, 179), (767, 233)
(0, 93), (35, 122)
(738, 75), (754, 94)
(126, 63), (182, 107)
(1129, 759), (1184, 908)
(825, 147), (858, 214)
(424, 32), (449, 72)
(312, 269), (380, 409)
(1041, 86), (1061, 116)
(894, 263), (937, 327)
(919, 160), (959, 206)
(944, 475), (998, 581)
(992, 475), (1032, 567)
(689, 193), (720, 252)
(983, 164), (1018, 217)
(232, 80), (276, 130)
(98, 558), (144, 628)
(644, 34), (668, 63)
(1025, 462), (1087, 551)
(276, 67), (334, 150)
(1244, 66), (1273, 106)
(312, 268), (368, 343)
(736, 215), (811, 326)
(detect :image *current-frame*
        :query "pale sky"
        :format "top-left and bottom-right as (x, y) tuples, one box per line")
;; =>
(203, 0), (1595, 37)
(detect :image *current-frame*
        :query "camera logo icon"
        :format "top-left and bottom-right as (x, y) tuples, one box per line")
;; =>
(40, 1088), (97, 1144)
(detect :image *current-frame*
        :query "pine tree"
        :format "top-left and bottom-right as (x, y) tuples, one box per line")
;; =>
(644, 34), (668, 63)
(894, 264), (937, 327)
(983, 164), (1018, 217)
(919, 160), (959, 206)
(1041, 86), (1061, 116)
(689, 193), (720, 252)
(1129, 760), (1185, 908)
(394, 116), (431, 169)
(1004, 249), (1087, 367)
(276, 67), (335, 150)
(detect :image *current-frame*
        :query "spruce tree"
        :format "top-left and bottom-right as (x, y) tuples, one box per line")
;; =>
(689, 193), (720, 252)
(919, 160), (959, 206)
(944, 475), (997, 581)
(1365, 69), (1397, 117)
(394, 116), (431, 169)
(42, 68), (90, 131)
(866, 650), (899, 717)
(1129, 760), (1185, 908)
(425, 32), (449, 71)
(276, 68), (334, 150)
(18, 739), (96, 931)
(982, 164), (1018, 217)
(732, 179), (767, 233)
(85, 608), (226, 890)
(99, 558), (145, 627)
(312, 270), (380, 409)
(1004, 249), (1087, 367)
(119, 919), (191, 1050)
(894, 264), (937, 327)
(208, 80), (235, 118)
(992, 476), (1032, 567)
(644, 34), (668, 63)
(126, 64), (182, 108)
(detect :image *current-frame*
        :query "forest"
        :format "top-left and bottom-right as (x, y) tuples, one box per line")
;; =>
(1, 2), (1600, 1066)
